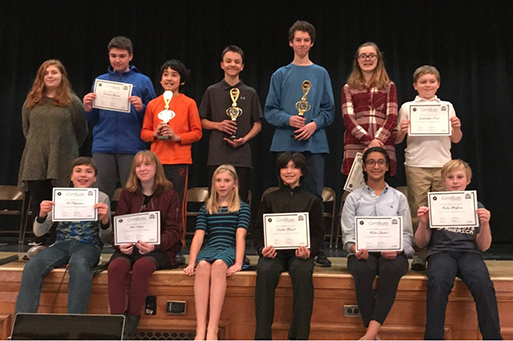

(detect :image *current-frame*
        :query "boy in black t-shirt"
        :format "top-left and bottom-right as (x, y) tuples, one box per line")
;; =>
(415, 159), (502, 340)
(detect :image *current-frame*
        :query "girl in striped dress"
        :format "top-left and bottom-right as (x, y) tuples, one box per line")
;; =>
(184, 165), (250, 340)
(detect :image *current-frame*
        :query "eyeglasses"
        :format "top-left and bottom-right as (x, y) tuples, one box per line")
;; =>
(358, 54), (378, 61)
(365, 159), (387, 167)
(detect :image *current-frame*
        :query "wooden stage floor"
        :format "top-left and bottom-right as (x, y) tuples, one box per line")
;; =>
(0, 251), (512, 339)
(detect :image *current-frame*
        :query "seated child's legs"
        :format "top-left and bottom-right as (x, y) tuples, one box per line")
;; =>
(108, 256), (132, 314)
(128, 257), (157, 316)
(254, 256), (285, 340)
(372, 254), (409, 325)
(457, 253), (502, 340)
(66, 242), (100, 314)
(288, 256), (315, 340)
(425, 252), (458, 339)
(347, 253), (379, 326)
(15, 244), (70, 313)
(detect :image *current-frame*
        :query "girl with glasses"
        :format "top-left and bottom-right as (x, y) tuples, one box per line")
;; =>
(341, 42), (398, 182)
(342, 147), (414, 340)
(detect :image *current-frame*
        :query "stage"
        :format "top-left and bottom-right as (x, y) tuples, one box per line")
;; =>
(0, 247), (512, 340)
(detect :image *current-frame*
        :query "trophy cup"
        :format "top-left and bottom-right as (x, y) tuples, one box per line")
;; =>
(292, 80), (312, 137)
(226, 88), (243, 139)
(157, 90), (175, 140)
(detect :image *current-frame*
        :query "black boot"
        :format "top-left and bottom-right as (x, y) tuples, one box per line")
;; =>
(123, 313), (140, 340)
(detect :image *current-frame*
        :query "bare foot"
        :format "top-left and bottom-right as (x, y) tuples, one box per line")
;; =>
(194, 330), (206, 340)
(206, 330), (218, 340)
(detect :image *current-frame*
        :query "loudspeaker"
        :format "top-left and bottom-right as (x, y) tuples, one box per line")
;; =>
(10, 313), (125, 340)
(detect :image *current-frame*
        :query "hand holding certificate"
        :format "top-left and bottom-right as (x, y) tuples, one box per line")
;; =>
(355, 216), (403, 252)
(264, 212), (310, 250)
(409, 104), (451, 136)
(428, 190), (478, 228)
(52, 188), (98, 222)
(114, 211), (161, 245)
(92, 79), (133, 113)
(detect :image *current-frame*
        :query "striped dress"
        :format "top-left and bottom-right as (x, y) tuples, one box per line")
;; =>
(195, 202), (251, 267)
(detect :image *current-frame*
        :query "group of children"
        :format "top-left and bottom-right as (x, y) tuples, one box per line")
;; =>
(14, 18), (502, 340)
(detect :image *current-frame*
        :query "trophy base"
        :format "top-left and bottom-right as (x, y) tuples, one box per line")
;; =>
(157, 136), (170, 140)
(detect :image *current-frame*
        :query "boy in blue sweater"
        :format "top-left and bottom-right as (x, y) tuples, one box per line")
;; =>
(83, 36), (156, 199)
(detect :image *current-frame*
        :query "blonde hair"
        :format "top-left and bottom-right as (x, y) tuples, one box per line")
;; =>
(205, 165), (240, 214)
(413, 65), (441, 83)
(26, 59), (72, 109)
(441, 159), (472, 182)
(125, 151), (172, 196)
(346, 42), (391, 90)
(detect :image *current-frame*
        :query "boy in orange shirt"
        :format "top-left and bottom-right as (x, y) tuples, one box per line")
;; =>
(141, 59), (202, 244)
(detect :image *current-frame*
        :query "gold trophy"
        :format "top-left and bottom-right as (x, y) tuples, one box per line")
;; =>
(226, 88), (243, 139)
(296, 80), (312, 116)
(292, 80), (312, 137)
(157, 91), (175, 140)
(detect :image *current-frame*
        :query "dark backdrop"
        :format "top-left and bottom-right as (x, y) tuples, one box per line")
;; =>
(1, 1), (513, 242)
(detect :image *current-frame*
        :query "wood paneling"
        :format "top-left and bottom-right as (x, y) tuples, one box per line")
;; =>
(0, 259), (511, 340)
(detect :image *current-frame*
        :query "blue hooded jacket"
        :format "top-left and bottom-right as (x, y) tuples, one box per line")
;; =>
(84, 65), (156, 154)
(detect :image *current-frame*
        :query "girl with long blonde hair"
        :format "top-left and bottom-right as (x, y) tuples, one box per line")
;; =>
(184, 165), (250, 340)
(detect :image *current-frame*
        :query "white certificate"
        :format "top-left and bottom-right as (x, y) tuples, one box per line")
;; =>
(52, 188), (98, 222)
(114, 211), (161, 245)
(428, 191), (478, 228)
(409, 104), (451, 136)
(263, 212), (310, 250)
(355, 216), (403, 252)
(344, 152), (365, 192)
(93, 79), (133, 113)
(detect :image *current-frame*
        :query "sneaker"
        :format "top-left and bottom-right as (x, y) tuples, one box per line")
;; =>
(315, 252), (332, 267)
(411, 255), (426, 271)
(176, 252), (186, 266)
(22, 245), (47, 260)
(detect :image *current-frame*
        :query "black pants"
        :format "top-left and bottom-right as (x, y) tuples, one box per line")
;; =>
(255, 252), (314, 340)
(163, 164), (188, 244)
(347, 252), (408, 327)
(27, 180), (55, 244)
(425, 252), (502, 340)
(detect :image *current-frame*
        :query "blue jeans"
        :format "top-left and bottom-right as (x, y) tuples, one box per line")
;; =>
(15, 241), (100, 314)
(425, 252), (502, 340)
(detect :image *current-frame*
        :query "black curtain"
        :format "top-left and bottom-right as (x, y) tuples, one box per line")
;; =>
(1, 0), (513, 242)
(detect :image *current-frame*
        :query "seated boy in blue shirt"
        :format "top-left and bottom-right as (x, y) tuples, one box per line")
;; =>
(415, 159), (502, 340)
(15, 157), (111, 314)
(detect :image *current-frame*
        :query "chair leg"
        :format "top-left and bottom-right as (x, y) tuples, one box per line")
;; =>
(335, 221), (340, 249)
(329, 218), (335, 248)
(19, 194), (31, 244)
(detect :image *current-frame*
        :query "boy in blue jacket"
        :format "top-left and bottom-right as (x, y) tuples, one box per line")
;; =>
(83, 36), (155, 199)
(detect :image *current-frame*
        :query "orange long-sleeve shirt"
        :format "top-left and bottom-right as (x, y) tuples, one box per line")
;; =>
(141, 93), (202, 165)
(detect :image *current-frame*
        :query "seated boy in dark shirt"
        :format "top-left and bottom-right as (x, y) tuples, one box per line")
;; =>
(415, 159), (502, 340)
